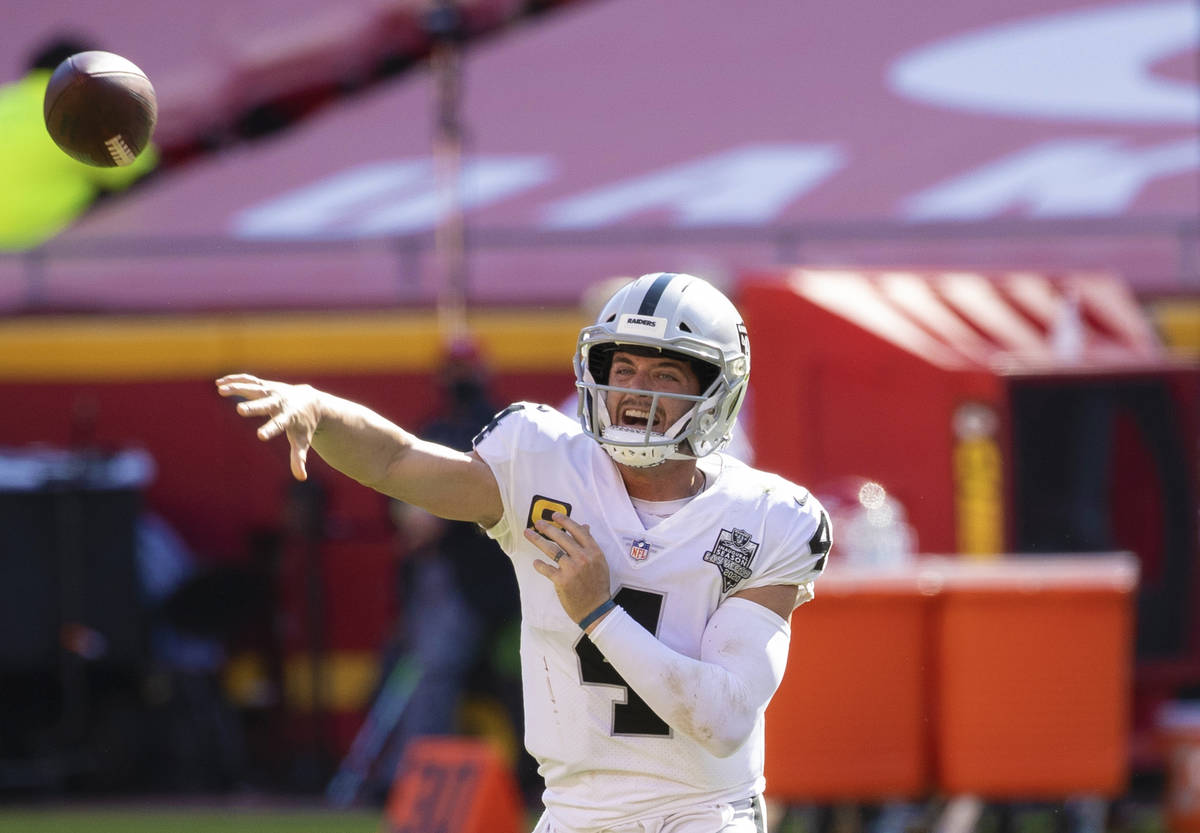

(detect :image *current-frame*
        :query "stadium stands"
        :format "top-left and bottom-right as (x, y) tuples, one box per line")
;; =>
(2, 0), (1195, 315)
(4, 0), (534, 160)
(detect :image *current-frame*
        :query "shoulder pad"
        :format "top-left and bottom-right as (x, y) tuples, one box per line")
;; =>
(472, 403), (525, 446)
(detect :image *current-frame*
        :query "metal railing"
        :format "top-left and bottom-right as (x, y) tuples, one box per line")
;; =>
(2, 215), (1198, 312)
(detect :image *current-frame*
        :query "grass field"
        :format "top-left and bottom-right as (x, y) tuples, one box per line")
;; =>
(0, 799), (1165, 833)
(0, 807), (383, 833)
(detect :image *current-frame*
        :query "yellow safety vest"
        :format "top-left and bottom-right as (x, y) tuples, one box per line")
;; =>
(0, 69), (158, 251)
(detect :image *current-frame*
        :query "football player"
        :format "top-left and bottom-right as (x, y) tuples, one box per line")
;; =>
(217, 273), (831, 833)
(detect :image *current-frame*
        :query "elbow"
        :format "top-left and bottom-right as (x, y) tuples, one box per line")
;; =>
(675, 676), (758, 757)
(689, 712), (754, 758)
(361, 447), (410, 498)
(699, 728), (750, 759)
(705, 735), (746, 759)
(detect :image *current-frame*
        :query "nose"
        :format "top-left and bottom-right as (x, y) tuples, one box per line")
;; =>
(628, 366), (651, 388)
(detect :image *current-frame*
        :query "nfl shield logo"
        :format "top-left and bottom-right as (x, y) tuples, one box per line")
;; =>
(630, 539), (650, 561)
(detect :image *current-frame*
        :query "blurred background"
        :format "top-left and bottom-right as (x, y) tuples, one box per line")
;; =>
(0, 0), (1198, 831)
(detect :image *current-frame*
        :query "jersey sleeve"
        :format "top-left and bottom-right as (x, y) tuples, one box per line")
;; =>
(472, 401), (578, 555)
(741, 485), (832, 605)
(471, 403), (532, 553)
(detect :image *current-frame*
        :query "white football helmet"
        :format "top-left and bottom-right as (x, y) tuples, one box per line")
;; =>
(574, 273), (750, 467)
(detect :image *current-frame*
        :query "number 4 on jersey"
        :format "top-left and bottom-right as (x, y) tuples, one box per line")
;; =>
(809, 509), (832, 572)
(574, 587), (671, 737)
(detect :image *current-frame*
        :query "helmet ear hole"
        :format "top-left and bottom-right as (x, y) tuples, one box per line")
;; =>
(587, 343), (617, 384)
(692, 360), (720, 394)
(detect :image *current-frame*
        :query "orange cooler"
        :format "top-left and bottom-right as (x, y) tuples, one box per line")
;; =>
(1159, 702), (1200, 833)
(765, 569), (933, 801)
(933, 555), (1138, 797)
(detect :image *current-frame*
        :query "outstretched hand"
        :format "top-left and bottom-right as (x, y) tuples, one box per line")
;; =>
(216, 373), (323, 481)
(526, 512), (613, 625)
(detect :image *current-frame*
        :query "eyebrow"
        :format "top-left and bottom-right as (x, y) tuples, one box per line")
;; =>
(611, 354), (688, 371)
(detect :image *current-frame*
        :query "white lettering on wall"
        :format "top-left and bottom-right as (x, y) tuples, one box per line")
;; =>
(903, 138), (1200, 219)
(889, 0), (1199, 123)
(233, 156), (552, 238)
(541, 144), (845, 228)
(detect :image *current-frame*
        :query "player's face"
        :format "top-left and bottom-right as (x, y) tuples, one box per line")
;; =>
(605, 351), (702, 434)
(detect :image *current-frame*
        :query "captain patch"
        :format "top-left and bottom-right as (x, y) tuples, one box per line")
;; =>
(527, 494), (573, 529)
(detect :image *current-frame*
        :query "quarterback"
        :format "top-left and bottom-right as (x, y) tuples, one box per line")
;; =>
(216, 273), (831, 833)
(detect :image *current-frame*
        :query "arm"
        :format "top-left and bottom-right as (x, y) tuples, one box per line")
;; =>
(216, 374), (503, 526)
(524, 512), (796, 757)
(588, 594), (792, 757)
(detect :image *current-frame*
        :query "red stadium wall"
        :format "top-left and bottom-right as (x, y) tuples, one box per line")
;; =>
(0, 308), (578, 762)
(0, 371), (570, 560)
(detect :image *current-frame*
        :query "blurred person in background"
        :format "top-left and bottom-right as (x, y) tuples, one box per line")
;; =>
(137, 511), (250, 791)
(217, 272), (830, 833)
(0, 35), (158, 251)
(369, 339), (527, 799)
(815, 477), (916, 570)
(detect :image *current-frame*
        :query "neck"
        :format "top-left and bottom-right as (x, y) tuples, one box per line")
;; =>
(619, 458), (704, 501)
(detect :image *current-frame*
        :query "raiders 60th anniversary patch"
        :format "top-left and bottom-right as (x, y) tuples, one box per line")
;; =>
(703, 527), (759, 592)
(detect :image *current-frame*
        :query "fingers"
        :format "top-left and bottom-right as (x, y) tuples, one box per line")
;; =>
(258, 413), (285, 441)
(532, 513), (581, 552)
(289, 426), (311, 481)
(525, 511), (597, 577)
(225, 392), (290, 443)
(235, 395), (280, 419)
(217, 373), (313, 482)
(252, 407), (314, 480)
(216, 375), (270, 400)
(215, 373), (262, 386)
(241, 403), (285, 446)
(527, 517), (612, 623)
(235, 397), (286, 442)
(290, 441), (309, 481)
(523, 526), (565, 572)
(552, 512), (593, 545)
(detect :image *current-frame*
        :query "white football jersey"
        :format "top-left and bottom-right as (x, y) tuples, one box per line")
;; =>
(474, 403), (829, 831)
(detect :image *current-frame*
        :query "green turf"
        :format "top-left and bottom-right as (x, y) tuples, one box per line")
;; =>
(0, 808), (383, 833)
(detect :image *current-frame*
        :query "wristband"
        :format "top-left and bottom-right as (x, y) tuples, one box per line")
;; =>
(578, 599), (616, 630)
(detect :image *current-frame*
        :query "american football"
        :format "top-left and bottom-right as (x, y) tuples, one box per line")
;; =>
(42, 50), (157, 167)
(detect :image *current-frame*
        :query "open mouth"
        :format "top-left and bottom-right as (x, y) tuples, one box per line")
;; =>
(620, 405), (660, 432)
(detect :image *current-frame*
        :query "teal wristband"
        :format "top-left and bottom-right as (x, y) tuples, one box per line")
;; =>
(578, 599), (616, 630)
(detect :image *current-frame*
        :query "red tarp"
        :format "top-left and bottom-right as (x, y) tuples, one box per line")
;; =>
(7, 0), (1199, 312)
(741, 266), (1189, 553)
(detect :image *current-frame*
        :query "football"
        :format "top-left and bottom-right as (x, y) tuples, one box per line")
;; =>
(43, 51), (157, 167)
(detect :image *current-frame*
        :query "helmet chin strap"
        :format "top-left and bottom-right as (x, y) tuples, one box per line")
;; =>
(599, 426), (674, 467)
(597, 394), (697, 468)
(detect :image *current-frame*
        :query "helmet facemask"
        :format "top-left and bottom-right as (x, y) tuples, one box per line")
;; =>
(577, 343), (727, 467)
